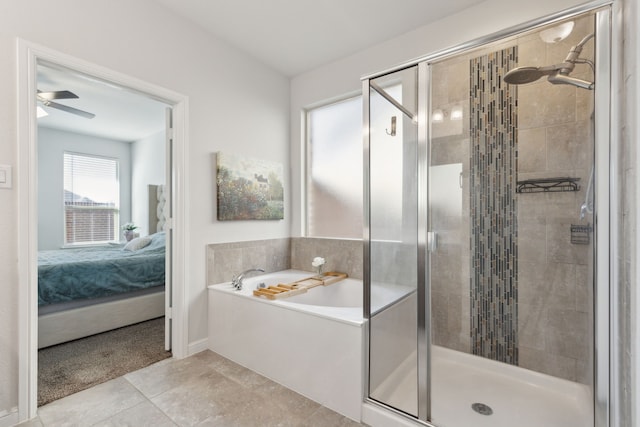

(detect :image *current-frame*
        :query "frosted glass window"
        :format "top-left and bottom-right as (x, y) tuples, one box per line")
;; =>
(307, 96), (362, 238)
(63, 152), (120, 245)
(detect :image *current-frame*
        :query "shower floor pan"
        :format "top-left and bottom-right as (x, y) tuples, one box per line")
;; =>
(370, 345), (592, 427)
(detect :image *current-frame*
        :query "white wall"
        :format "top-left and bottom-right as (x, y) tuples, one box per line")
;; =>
(131, 130), (166, 237)
(0, 0), (290, 419)
(37, 127), (133, 250)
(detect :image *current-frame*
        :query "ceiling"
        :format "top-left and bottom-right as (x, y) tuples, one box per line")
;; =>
(37, 0), (485, 141)
(153, 0), (486, 76)
(37, 63), (168, 142)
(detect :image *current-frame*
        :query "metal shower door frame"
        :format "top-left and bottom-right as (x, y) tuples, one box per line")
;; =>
(363, 63), (433, 424)
(363, 2), (614, 426)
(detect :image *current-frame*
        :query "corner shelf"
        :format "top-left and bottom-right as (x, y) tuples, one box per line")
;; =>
(516, 177), (580, 194)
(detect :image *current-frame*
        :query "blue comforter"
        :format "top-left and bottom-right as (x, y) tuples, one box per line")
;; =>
(38, 232), (166, 306)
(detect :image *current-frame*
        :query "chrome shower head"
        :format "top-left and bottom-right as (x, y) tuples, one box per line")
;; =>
(503, 67), (547, 84)
(504, 32), (595, 90)
(504, 65), (594, 90)
(503, 64), (563, 85)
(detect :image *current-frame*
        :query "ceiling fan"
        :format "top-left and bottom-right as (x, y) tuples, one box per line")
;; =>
(37, 90), (95, 119)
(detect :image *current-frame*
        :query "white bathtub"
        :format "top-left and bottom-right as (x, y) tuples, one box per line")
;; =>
(208, 269), (365, 421)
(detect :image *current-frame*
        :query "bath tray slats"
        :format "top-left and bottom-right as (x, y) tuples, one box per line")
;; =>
(252, 272), (347, 300)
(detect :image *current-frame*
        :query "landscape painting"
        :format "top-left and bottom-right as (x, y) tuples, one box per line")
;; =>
(216, 152), (284, 220)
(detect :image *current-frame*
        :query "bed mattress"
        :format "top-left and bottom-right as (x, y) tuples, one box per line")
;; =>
(38, 232), (166, 306)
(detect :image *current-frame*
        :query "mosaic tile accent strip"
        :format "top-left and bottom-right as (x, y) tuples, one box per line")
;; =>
(469, 47), (519, 365)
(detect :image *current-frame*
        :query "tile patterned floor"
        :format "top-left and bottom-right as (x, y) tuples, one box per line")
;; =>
(19, 350), (366, 427)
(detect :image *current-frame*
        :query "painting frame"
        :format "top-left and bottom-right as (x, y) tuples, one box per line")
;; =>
(216, 152), (284, 221)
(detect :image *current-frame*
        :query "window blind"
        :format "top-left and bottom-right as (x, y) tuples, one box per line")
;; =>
(63, 152), (119, 244)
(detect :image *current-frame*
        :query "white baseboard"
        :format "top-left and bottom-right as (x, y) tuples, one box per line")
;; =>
(0, 408), (19, 427)
(187, 338), (208, 356)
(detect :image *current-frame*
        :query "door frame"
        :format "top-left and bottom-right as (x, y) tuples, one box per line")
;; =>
(16, 39), (190, 421)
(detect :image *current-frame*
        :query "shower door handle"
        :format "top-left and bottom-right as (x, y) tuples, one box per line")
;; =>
(427, 231), (438, 252)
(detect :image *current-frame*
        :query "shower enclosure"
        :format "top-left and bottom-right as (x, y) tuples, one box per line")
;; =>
(363, 5), (611, 427)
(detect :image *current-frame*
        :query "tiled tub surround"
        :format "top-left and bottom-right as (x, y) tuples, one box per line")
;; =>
(206, 238), (291, 285)
(206, 237), (363, 286)
(430, 15), (595, 383)
(208, 270), (365, 421)
(291, 237), (363, 279)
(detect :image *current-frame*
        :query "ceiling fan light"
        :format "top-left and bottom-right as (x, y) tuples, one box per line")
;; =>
(37, 106), (48, 118)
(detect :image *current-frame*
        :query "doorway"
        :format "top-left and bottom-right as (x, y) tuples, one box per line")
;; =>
(18, 40), (188, 421)
(36, 61), (172, 405)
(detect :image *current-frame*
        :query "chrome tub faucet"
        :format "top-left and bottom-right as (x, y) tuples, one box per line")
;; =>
(231, 268), (265, 290)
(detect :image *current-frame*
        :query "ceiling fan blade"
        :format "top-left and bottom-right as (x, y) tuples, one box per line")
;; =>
(42, 100), (95, 119)
(37, 90), (79, 100)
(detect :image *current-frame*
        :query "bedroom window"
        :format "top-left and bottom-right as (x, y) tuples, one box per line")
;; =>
(306, 95), (363, 239)
(63, 152), (120, 245)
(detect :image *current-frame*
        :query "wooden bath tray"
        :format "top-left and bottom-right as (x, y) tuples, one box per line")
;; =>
(252, 272), (347, 300)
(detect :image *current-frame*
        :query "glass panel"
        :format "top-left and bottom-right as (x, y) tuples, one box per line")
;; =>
(428, 14), (596, 427)
(367, 66), (419, 417)
(307, 96), (363, 239)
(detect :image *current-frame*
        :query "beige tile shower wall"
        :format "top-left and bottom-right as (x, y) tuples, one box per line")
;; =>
(291, 237), (363, 279)
(430, 15), (595, 384)
(206, 238), (291, 286)
(516, 15), (595, 384)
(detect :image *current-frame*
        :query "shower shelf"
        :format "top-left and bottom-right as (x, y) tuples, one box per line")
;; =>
(516, 177), (580, 194)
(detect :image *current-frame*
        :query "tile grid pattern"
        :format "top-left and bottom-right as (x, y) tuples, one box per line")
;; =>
(206, 237), (363, 287)
(469, 47), (519, 365)
(27, 350), (364, 427)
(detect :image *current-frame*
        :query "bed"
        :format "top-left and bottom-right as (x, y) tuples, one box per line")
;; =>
(38, 185), (168, 348)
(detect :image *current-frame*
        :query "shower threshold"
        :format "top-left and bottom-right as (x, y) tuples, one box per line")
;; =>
(369, 346), (591, 427)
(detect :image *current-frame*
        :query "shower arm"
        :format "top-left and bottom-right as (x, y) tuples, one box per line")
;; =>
(531, 62), (579, 79)
(576, 33), (595, 49)
(559, 33), (595, 75)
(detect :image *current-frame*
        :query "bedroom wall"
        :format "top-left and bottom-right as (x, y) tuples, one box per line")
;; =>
(37, 127), (133, 250)
(0, 0), (289, 420)
(131, 130), (166, 237)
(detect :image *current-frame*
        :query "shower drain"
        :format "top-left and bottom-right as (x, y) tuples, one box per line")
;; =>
(471, 402), (493, 416)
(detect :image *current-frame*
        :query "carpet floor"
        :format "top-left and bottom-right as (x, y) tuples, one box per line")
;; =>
(38, 317), (171, 406)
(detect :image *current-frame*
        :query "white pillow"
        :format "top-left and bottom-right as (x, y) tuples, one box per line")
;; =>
(123, 236), (152, 251)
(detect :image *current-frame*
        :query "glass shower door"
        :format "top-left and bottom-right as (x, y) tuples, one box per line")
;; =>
(365, 66), (422, 418)
(364, 8), (605, 427)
